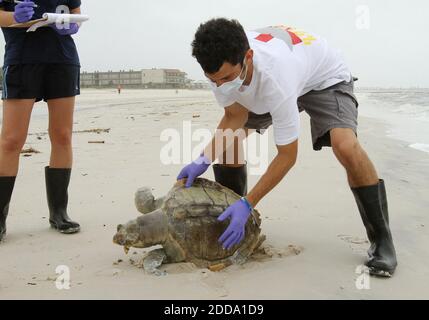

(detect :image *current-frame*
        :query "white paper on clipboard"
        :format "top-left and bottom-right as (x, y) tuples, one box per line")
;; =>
(26, 13), (90, 32)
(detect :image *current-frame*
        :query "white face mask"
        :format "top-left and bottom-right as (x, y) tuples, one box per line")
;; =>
(207, 59), (248, 95)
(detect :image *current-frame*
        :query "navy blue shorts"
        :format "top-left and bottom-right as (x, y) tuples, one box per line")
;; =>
(1, 64), (80, 102)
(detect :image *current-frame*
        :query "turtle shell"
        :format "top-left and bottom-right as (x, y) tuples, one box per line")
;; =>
(161, 178), (262, 262)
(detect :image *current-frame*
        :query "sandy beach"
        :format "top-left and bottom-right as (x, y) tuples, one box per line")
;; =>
(0, 89), (428, 299)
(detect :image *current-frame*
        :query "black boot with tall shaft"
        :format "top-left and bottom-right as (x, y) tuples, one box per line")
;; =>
(0, 176), (16, 242)
(45, 167), (80, 234)
(351, 179), (397, 277)
(213, 164), (248, 196)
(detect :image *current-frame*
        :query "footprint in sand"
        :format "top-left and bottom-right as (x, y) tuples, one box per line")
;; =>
(198, 270), (229, 297)
(251, 244), (304, 262)
(197, 244), (303, 297)
(337, 234), (369, 254)
(125, 243), (303, 283)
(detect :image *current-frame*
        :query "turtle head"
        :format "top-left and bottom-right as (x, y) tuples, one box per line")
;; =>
(113, 209), (168, 251)
(113, 219), (142, 251)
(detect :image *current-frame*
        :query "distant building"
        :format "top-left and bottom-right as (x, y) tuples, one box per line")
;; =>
(190, 80), (210, 90)
(81, 68), (188, 89)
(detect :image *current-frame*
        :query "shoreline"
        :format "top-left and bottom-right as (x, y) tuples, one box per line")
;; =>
(355, 91), (429, 155)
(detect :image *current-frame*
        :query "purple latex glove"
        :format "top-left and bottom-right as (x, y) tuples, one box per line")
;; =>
(13, 0), (35, 23)
(217, 199), (252, 250)
(177, 154), (211, 188)
(51, 22), (80, 36)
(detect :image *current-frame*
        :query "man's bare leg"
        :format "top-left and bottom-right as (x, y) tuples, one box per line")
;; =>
(330, 128), (397, 277)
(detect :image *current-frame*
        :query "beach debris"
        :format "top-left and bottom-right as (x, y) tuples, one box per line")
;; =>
(28, 128), (110, 136)
(113, 178), (265, 275)
(208, 262), (231, 272)
(21, 147), (41, 154)
(21, 147), (41, 157)
(74, 128), (110, 134)
(192, 114), (200, 118)
(88, 141), (105, 144)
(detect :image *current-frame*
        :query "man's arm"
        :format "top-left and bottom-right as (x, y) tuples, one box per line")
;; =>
(246, 140), (298, 208)
(245, 94), (300, 207)
(177, 102), (248, 187)
(203, 102), (249, 163)
(216, 139), (298, 249)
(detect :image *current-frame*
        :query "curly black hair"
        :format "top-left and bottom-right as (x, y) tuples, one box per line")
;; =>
(192, 18), (250, 74)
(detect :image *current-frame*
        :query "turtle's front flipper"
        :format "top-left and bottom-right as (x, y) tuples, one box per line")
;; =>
(208, 250), (249, 272)
(143, 249), (168, 276)
(229, 249), (249, 265)
(228, 237), (260, 266)
(135, 188), (165, 214)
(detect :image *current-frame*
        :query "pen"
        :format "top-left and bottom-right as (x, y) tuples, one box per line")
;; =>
(2, 0), (39, 8)
(15, 0), (38, 8)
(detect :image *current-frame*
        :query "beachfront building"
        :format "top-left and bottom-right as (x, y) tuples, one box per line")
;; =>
(189, 80), (211, 90)
(80, 68), (188, 89)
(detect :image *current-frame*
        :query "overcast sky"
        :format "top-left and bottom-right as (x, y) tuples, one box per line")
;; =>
(2, 0), (428, 87)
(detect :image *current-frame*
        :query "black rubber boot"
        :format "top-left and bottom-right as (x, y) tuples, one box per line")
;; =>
(213, 164), (247, 196)
(45, 167), (80, 234)
(0, 176), (16, 242)
(351, 179), (397, 277)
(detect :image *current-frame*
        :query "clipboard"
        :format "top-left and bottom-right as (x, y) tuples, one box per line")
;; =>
(8, 13), (90, 32)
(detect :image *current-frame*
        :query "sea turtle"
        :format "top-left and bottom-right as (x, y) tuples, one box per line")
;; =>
(113, 178), (265, 275)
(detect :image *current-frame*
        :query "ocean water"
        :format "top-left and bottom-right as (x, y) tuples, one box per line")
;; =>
(356, 89), (429, 154)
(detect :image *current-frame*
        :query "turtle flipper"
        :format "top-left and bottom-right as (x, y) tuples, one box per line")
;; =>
(143, 249), (168, 276)
(207, 250), (249, 272)
(229, 234), (266, 266)
(229, 249), (249, 265)
(135, 188), (165, 214)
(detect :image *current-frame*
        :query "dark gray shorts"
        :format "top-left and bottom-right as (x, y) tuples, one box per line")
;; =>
(245, 78), (359, 150)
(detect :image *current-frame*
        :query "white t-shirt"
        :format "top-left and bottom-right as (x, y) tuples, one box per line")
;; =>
(212, 26), (352, 146)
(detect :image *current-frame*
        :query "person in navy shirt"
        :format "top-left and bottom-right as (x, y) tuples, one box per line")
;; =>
(0, 0), (83, 241)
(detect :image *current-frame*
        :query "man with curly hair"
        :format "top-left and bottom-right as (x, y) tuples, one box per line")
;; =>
(177, 18), (397, 277)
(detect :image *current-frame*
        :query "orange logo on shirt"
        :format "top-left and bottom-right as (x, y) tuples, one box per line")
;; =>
(255, 25), (317, 46)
